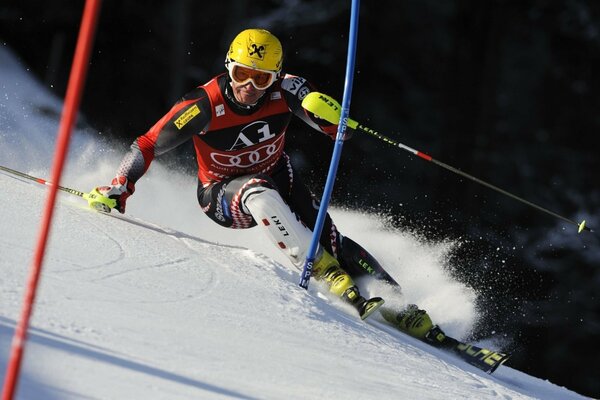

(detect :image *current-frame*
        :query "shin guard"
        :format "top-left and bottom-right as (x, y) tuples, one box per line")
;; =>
(244, 188), (314, 268)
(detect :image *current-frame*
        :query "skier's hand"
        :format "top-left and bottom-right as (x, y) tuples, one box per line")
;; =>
(327, 125), (354, 141)
(342, 126), (354, 141)
(317, 118), (353, 141)
(87, 176), (135, 213)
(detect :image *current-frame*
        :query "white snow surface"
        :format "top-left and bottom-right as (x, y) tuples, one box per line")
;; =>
(0, 44), (589, 399)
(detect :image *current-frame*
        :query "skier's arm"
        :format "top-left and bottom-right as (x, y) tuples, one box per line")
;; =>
(280, 74), (340, 139)
(118, 88), (211, 183)
(93, 88), (211, 213)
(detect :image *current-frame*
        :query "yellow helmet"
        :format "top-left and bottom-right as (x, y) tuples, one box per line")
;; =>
(226, 29), (283, 73)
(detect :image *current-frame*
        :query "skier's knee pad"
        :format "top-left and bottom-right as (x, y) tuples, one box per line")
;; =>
(238, 174), (277, 213)
(243, 187), (313, 268)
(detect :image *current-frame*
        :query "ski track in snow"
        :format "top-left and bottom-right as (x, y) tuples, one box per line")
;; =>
(0, 44), (591, 399)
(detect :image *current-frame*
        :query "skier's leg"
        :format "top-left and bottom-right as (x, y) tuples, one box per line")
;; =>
(336, 236), (437, 339)
(242, 185), (324, 269)
(197, 173), (382, 318)
(338, 236), (400, 286)
(197, 173), (319, 264)
(243, 185), (383, 318)
(270, 155), (343, 258)
(269, 162), (440, 339)
(337, 238), (440, 339)
(274, 159), (398, 287)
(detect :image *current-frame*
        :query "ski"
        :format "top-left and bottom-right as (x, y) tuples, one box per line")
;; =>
(453, 340), (510, 374)
(425, 326), (510, 374)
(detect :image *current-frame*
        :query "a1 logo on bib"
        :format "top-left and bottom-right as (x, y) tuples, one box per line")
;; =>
(229, 121), (275, 150)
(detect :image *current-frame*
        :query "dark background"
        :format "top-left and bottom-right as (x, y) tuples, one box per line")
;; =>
(1, 1), (599, 397)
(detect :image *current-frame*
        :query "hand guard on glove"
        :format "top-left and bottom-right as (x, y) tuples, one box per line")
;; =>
(87, 176), (135, 213)
(318, 120), (354, 141)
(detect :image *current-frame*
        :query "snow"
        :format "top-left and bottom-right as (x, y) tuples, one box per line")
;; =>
(0, 44), (589, 399)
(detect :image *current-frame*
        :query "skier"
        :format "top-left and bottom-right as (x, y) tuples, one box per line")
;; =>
(89, 28), (443, 344)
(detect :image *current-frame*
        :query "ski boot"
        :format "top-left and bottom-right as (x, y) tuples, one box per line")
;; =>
(380, 304), (436, 340)
(314, 250), (385, 320)
(423, 324), (454, 348)
(353, 295), (386, 320)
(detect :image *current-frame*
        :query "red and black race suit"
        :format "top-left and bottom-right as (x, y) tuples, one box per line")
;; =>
(116, 73), (337, 186)
(114, 72), (398, 285)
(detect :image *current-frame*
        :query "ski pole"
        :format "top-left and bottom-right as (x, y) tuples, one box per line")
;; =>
(0, 165), (88, 197)
(301, 92), (591, 234)
(0, 165), (115, 211)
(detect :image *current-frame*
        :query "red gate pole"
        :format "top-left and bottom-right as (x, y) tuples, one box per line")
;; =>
(2, 1), (102, 399)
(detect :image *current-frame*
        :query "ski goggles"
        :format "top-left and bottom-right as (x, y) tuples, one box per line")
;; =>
(228, 62), (278, 90)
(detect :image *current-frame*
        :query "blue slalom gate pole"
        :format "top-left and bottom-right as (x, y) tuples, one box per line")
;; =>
(299, 0), (361, 289)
